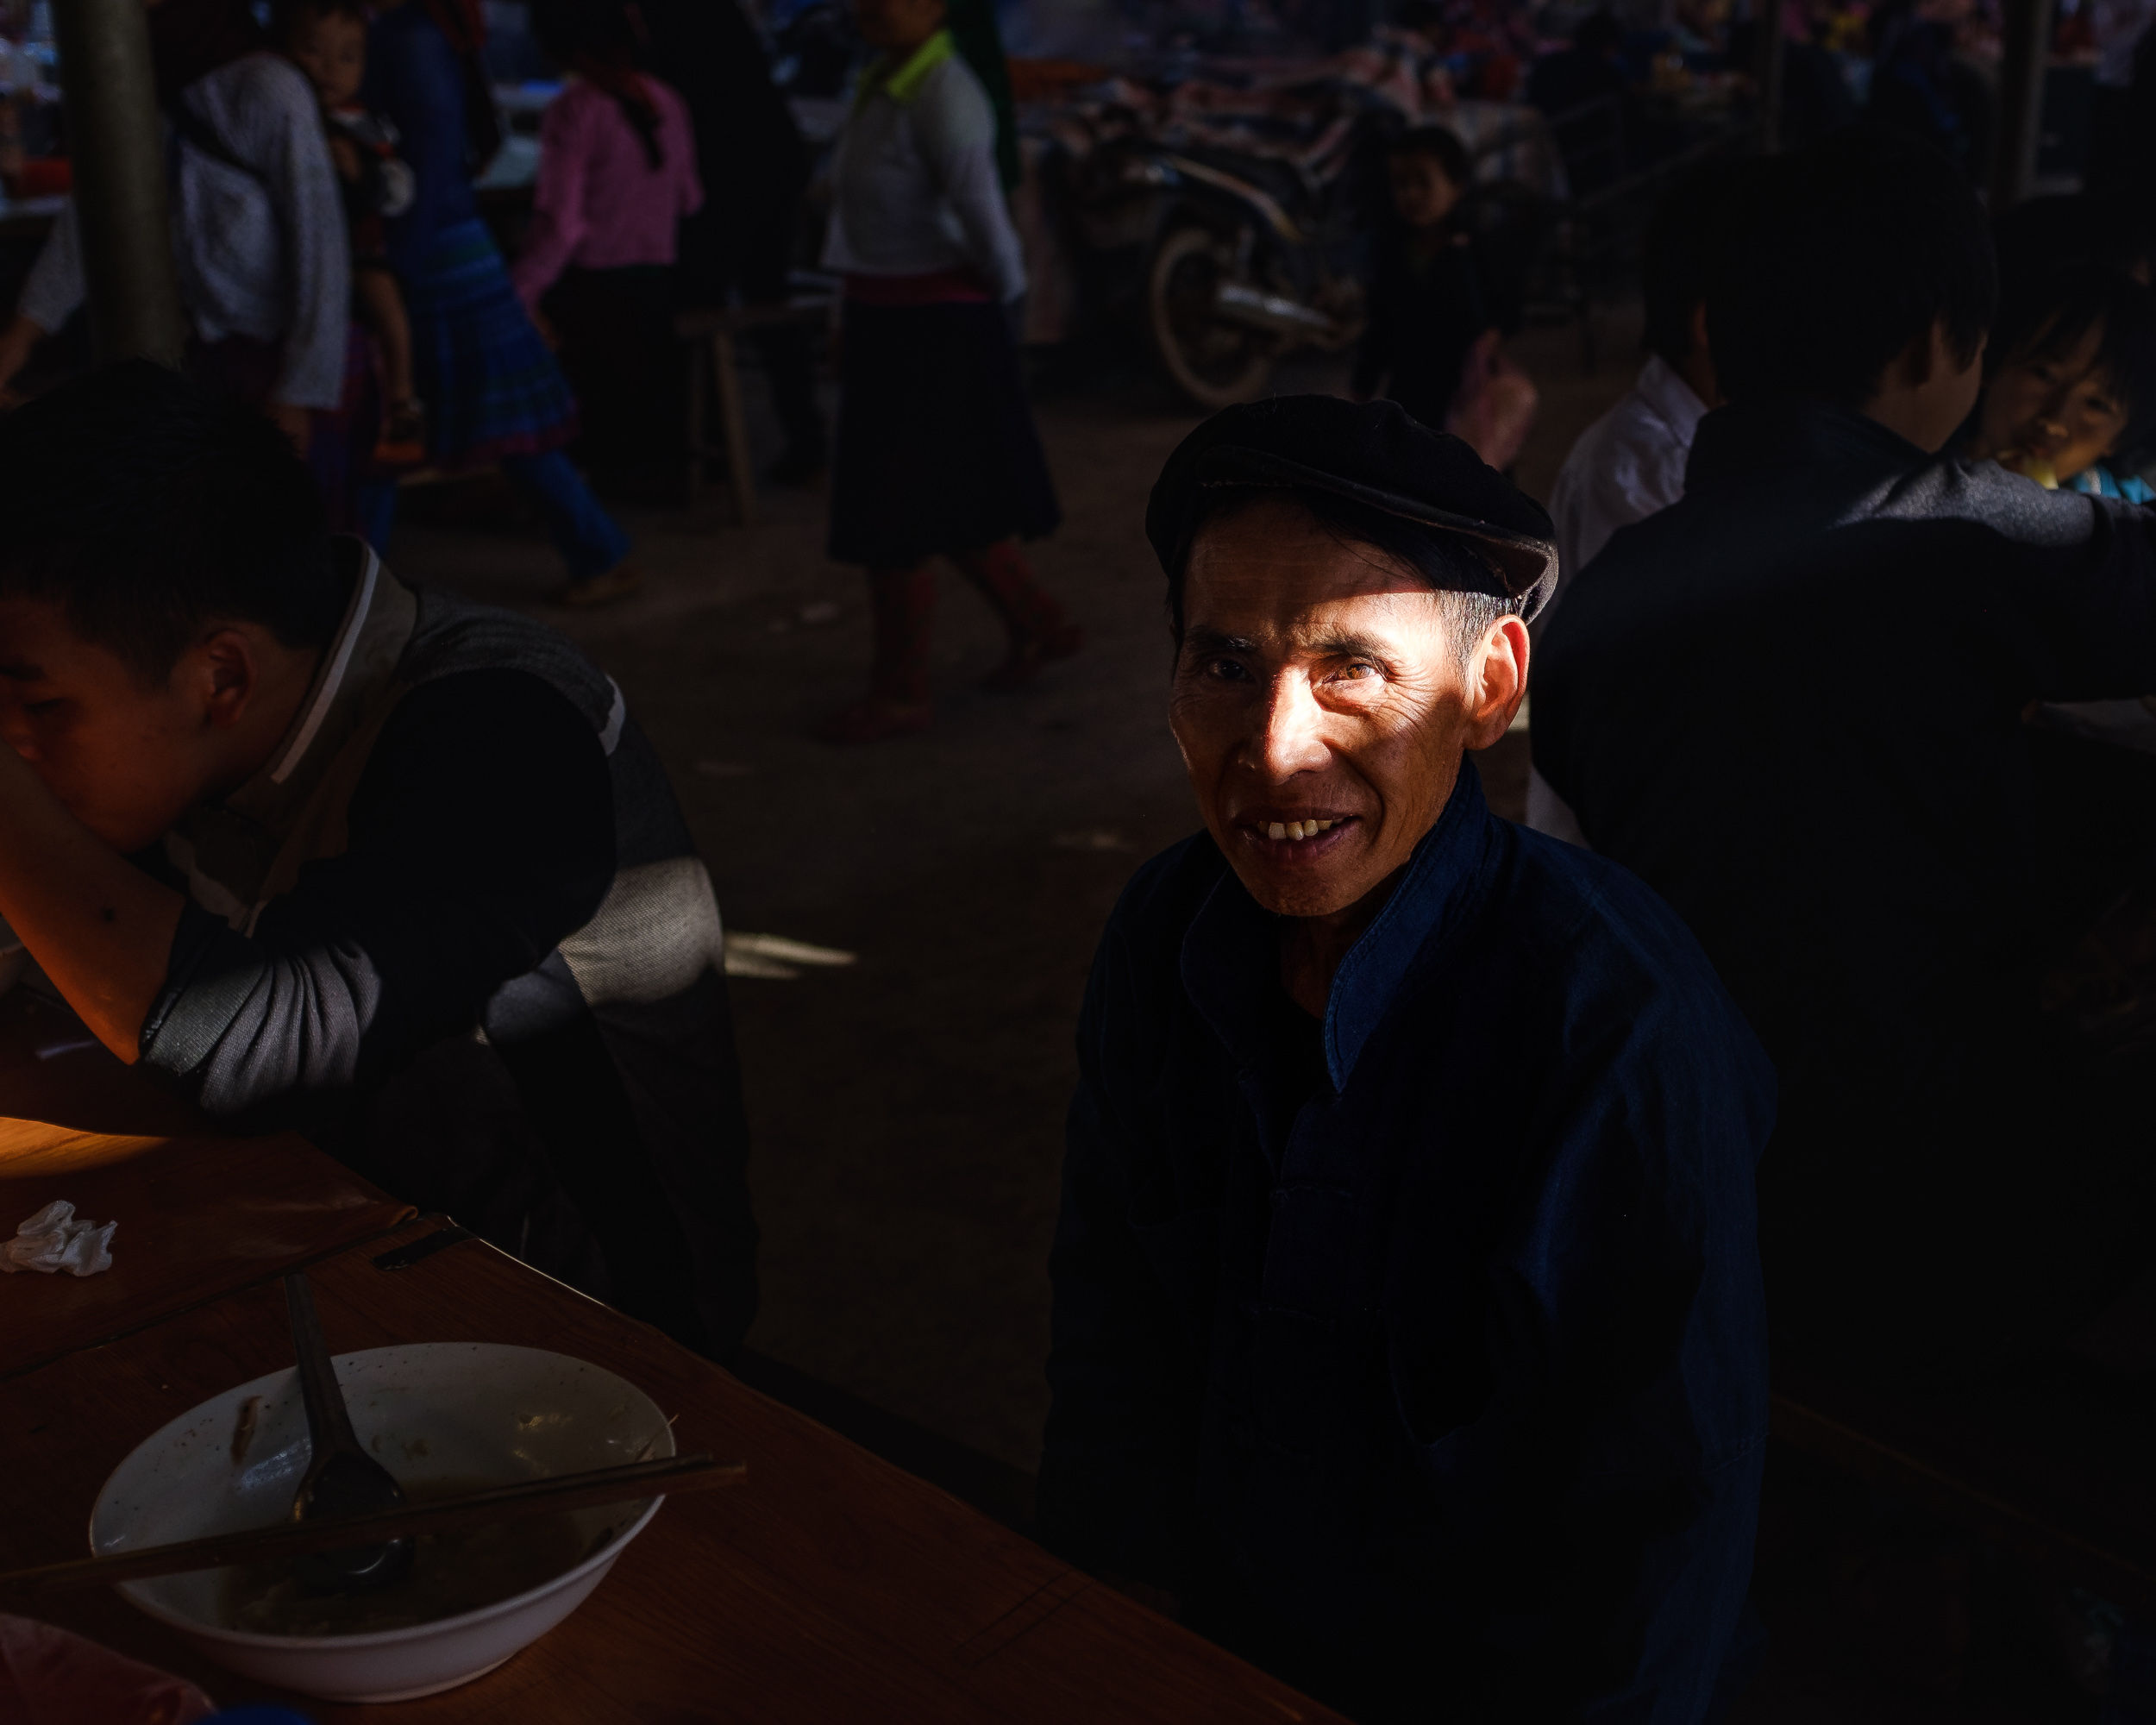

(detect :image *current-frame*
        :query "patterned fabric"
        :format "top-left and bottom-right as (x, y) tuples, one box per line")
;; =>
(405, 216), (578, 468)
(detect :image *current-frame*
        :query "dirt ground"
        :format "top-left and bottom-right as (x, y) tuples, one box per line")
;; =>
(383, 306), (2099, 1724)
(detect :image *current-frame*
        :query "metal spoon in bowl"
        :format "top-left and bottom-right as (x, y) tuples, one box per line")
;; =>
(283, 1271), (415, 1594)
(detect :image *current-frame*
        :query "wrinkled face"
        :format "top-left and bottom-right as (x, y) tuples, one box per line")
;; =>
(1169, 499), (1525, 921)
(0, 600), (233, 851)
(1389, 151), (1462, 230)
(1980, 321), (2131, 486)
(285, 9), (367, 110)
(853, 0), (945, 51)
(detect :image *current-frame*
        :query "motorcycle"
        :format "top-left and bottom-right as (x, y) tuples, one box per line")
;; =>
(1053, 95), (1555, 411)
(1059, 122), (1383, 409)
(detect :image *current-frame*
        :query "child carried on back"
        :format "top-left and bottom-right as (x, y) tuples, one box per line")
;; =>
(274, 0), (426, 463)
(1354, 124), (1536, 469)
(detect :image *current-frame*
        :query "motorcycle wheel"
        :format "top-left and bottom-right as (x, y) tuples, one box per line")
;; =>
(1146, 227), (1279, 411)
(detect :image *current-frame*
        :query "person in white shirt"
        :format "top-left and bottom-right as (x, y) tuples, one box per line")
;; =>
(0, 7), (348, 447)
(817, 0), (1078, 743)
(1529, 163), (1741, 841)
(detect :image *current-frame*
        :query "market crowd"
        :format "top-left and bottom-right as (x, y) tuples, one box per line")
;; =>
(3, 0), (2156, 1718)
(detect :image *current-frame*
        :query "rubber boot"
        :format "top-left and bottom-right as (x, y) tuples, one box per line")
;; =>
(818, 564), (937, 743)
(951, 540), (1084, 690)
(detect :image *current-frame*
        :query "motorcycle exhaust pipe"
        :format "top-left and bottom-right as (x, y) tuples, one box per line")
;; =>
(1210, 281), (1340, 341)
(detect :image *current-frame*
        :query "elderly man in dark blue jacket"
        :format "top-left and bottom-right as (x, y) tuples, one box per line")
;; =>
(1037, 397), (1777, 1723)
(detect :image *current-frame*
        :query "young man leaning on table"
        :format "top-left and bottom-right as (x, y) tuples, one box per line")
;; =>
(0, 361), (755, 1362)
(1038, 397), (1775, 1723)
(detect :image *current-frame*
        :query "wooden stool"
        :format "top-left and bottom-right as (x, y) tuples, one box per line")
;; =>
(675, 297), (834, 528)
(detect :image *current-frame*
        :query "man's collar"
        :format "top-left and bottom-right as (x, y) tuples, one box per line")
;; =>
(221, 538), (417, 834)
(857, 29), (953, 111)
(1685, 395), (1931, 490)
(1635, 353), (1708, 444)
(1179, 761), (1496, 1094)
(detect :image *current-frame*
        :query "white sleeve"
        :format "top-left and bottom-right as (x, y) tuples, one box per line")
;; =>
(16, 198), (86, 335)
(914, 63), (1025, 302)
(239, 61), (351, 410)
(943, 143), (1025, 302)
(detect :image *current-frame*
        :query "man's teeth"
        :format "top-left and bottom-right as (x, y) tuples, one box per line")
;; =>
(1266, 819), (1338, 841)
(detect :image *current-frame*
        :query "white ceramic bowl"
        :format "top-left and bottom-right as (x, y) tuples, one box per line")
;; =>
(90, 1342), (674, 1703)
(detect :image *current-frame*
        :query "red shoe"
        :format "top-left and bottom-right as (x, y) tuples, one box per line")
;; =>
(816, 698), (933, 744)
(373, 397), (427, 467)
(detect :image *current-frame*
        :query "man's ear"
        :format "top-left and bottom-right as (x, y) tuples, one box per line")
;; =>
(1463, 614), (1529, 751)
(191, 628), (263, 731)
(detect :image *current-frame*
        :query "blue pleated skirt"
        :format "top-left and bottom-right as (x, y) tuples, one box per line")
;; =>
(405, 217), (579, 469)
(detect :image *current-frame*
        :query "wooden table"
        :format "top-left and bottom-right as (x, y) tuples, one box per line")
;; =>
(0, 1000), (1339, 1722)
(0, 994), (415, 1379)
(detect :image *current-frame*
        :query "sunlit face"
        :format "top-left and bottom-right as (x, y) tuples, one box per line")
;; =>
(1979, 321), (2132, 486)
(1389, 151), (1463, 230)
(1168, 499), (1526, 922)
(0, 600), (252, 851)
(285, 9), (367, 110)
(853, 0), (945, 52)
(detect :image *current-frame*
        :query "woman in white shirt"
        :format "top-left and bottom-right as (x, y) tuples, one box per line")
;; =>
(818, 0), (1077, 743)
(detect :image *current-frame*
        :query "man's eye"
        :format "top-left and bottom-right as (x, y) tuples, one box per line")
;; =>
(1204, 658), (1247, 681)
(1335, 662), (1379, 681)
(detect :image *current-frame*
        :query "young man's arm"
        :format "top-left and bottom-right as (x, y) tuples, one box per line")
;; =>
(1943, 470), (2156, 698)
(0, 742), (185, 1060)
(141, 669), (615, 1114)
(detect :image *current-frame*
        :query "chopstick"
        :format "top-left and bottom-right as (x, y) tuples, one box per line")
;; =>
(0, 1451), (743, 1596)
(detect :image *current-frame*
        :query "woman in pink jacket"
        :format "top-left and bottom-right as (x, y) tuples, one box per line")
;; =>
(517, 0), (702, 494)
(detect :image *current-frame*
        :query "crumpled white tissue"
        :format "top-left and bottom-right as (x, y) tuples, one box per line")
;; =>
(0, 1200), (116, 1276)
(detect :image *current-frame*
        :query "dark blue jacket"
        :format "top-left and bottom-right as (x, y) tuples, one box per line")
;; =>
(1039, 763), (1774, 1723)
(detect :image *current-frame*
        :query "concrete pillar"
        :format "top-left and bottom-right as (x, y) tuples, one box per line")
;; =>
(1752, 0), (1785, 154)
(51, 0), (185, 365)
(1992, 0), (2049, 210)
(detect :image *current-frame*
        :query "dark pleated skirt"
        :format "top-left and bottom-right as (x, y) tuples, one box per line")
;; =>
(828, 298), (1060, 567)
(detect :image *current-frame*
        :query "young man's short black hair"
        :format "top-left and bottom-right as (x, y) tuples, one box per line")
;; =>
(1389, 124), (1473, 192)
(0, 360), (342, 684)
(1639, 159), (1746, 373)
(1705, 125), (1996, 408)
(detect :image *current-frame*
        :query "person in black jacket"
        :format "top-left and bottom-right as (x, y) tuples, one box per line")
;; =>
(1533, 127), (2156, 1380)
(635, 0), (826, 485)
(1353, 124), (1493, 433)
(0, 361), (757, 1362)
(1352, 125), (1534, 467)
(1041, 396), (1775, 1723)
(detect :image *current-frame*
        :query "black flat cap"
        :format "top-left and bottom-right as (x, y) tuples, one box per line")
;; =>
(1145, 395), (1559, 620)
